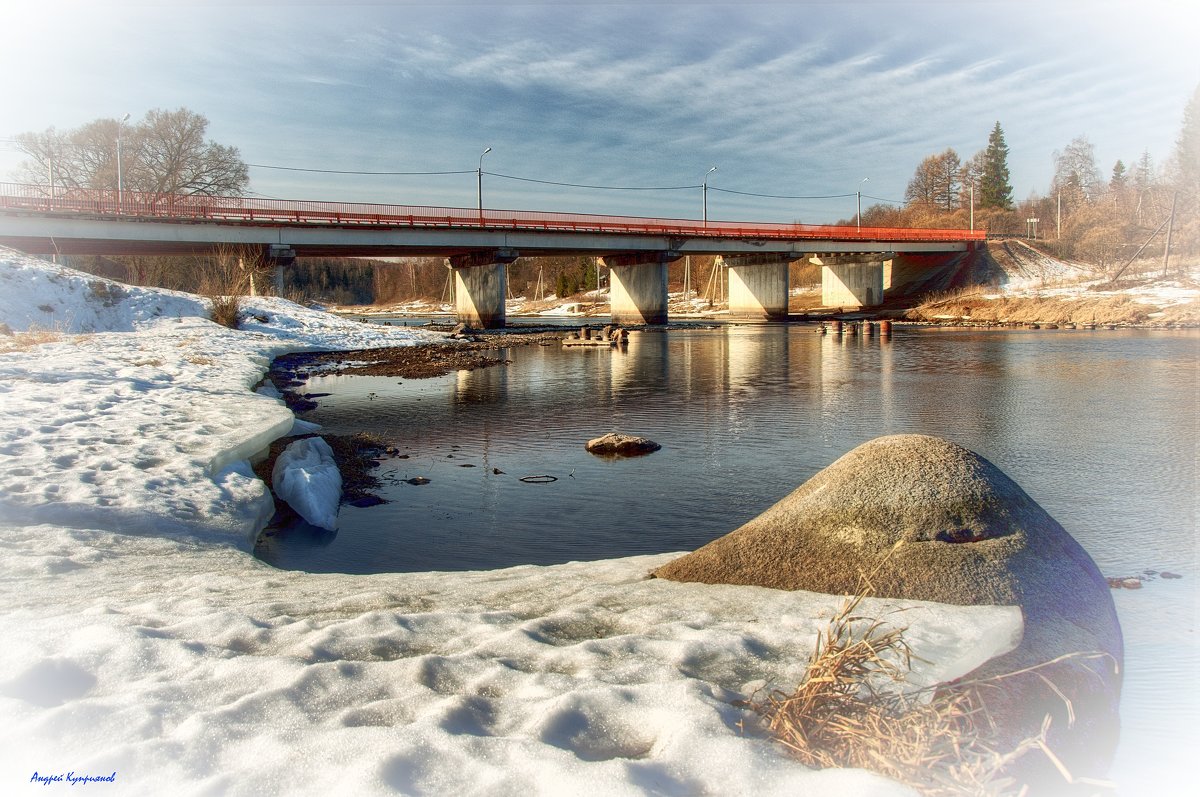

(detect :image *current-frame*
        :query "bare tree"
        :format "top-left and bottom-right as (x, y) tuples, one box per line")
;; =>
(905, 149), (960, 211)
(959, 150), (985, 210)
(1052, 135), (1103, 209)
(13, 108), (248, 196)
(130, 108), (248, 195)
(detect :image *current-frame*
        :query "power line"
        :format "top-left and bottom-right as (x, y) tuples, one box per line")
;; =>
(861, 192), (906, 205)
(709, 186), (856, 200)
(246, 159), (880, 203)
(484, 171), (700, 191)
(247, 163), (474, 176)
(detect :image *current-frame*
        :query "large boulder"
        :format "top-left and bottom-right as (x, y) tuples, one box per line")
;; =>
(654, 434), (1122, 791)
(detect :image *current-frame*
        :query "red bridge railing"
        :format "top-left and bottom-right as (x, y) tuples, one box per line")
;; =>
(0, 182), (985, 243)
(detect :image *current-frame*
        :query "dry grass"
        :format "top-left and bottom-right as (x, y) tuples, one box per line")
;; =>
(741, 593), (1116, 796)
(208, 295), (242, 329)
(906, 292), (1169, 326)
(0, 325), (73, 353)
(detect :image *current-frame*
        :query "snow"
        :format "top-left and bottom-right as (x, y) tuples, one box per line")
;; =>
(988, 240), (1200, 306)
(0, 248), (1024, 795)
(272, 437), (342, 530)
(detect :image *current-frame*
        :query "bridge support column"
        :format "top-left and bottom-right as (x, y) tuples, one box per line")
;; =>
(449, 249), (517, 328)
(723, 254), (792, 320)
(601, 252), (679, 325)
(816, 256), (886, 309)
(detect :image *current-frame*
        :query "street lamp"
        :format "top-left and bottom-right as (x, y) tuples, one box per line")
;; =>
(856, 177), (869, 230)
(116, 112), (130, 211)
(703, 166), (717, 224)
(477, 147), (492, 214)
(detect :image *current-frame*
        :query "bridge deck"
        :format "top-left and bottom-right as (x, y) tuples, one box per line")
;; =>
(0, 182), (983, 258)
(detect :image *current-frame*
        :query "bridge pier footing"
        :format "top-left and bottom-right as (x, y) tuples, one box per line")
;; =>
(449, 250), (518, 328)
(724, 254), (792, 320)
(601, 252), (679, 325)
(817, 256), (889, 309)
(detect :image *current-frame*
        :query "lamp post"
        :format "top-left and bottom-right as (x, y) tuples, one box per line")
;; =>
(856, 177), (869, 230)
(702, 166), (717, 224)
(477, 146), (492, 215)
(116, 112), (130, 211)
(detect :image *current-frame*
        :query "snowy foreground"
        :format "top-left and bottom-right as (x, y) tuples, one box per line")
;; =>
(0, 250), (1022, 795)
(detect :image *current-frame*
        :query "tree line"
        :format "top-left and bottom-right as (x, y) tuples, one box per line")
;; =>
(880, 84), (1198, 271)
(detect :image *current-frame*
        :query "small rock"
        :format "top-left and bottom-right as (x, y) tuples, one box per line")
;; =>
(1161, 571), (1183, 579)
(585, 433), (661, 457)
(347, 495), (386, 508)
(405, 477), (431, 485)
(1122, 578), (1143, 589)
(459, 463), (476, 468)
(492, 467), (504, 475)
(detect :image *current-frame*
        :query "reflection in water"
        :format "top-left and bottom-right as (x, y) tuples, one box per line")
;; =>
(261, 327), (1196, 578)
(455, 350), (510, 405)
(609, 329), (669, 398)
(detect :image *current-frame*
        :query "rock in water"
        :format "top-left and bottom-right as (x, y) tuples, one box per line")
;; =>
(654, 434), (1122, 790)
(585, 433), (661, 457)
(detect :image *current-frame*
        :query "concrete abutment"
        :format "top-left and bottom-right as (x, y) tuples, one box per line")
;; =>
(449, 249), (518, 328)
(817, 255), (890, 309)
(601, 252), (678, 325)
(722, 254), (792, 320)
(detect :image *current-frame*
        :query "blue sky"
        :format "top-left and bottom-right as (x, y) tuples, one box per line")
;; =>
(1, 0), (1196, 223)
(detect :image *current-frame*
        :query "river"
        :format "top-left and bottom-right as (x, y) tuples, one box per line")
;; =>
(256, 322), (1197, 793)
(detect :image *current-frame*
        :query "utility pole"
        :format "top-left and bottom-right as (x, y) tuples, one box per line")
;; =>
(969, 182), (974, 232)
(477, 147), (492, 215)
(856, 177), (869, 230)
(703, 166), (717, 225)
(1056, 193), (1061, 240)
(1162, 192), (1177, 277)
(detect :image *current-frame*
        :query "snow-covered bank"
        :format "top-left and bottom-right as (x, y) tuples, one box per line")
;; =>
(0, 252), (439, 547)
(0, 250), (1023, 795)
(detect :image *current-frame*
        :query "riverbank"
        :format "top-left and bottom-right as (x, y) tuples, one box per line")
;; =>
(0, 248), (1030, 795)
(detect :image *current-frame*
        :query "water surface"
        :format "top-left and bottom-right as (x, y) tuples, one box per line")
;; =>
(255, 324), (1198, 794)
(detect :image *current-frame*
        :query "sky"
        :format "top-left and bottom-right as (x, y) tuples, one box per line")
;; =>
(0, 0), (1196, 224)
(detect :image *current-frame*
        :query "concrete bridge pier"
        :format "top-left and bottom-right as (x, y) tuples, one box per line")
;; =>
(448, 249), (518, 328)
(601, 252), (679, 325)
(723, 254), (793, 320)
(815, 255), (891, 309)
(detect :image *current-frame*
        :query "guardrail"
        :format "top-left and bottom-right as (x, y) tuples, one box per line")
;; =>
(0, 182), (986, 243)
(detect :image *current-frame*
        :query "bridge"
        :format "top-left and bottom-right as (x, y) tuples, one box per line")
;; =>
(0, 182), (984, 327)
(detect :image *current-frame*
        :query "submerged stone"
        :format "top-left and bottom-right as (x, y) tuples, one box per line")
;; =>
(585, 433), (661, 457)
(654, 433), (1122, 790)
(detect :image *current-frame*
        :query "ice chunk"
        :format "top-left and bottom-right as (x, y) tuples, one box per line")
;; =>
(290, 417), (322, 436)
(271, 437), (342, 530)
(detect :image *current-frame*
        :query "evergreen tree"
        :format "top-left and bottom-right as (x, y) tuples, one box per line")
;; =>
(1171, 83), (1199, 204)
(1109, 160), (1127, 191)
(980, 121), (1013, 209)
